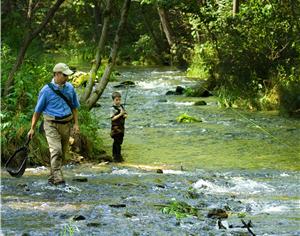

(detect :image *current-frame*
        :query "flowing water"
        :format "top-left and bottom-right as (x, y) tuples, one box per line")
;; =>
(1, 67), (300, 235)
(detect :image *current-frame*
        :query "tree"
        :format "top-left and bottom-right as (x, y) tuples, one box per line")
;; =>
(3, 0), (65, 96)
(233, 0), (239, 15)
(81, 0), (113, 104)
(83, 0), (132, 110)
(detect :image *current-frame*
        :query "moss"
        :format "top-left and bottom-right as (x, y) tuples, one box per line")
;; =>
(161, 201), (200, 219)
(176, 113), (202, 123)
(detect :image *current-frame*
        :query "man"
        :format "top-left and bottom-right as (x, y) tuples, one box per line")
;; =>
(28, 63), (80, 185)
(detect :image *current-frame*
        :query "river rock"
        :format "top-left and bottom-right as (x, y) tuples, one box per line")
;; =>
(72, 177), (88, 182)
(166, 91), (176, 95)
(70, 71), (89, 87)
(113, 80), (136, 88)
(207, 209), (228, 219)
(109, 204), (126, 208)
(87, 222), (102, 227)
(194, 100), (207, 106)
(156, 169), (163, 174)
(73, 215), (86, 221)
(158, 98), (168, 103)
(166, 86), (186, 95)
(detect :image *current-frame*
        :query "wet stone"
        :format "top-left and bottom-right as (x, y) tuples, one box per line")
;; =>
(155, 184), (165, 188)
(72, 177), (88, 182)
(207, 209), (228, 219)
(60, 214), (69, 219)
(109, 204), (126, 208)
(156, 169), (163, 174)
(73, 215), (86, 221)
(124, 211), (137, 218)
(194, 100), (207, 106)
(87, 222), (102, 227)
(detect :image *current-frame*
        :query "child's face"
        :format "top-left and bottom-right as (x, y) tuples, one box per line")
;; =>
(113, 97), (121, 105)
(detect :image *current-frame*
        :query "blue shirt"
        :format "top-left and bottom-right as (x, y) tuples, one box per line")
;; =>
(35, 79), (80, 117)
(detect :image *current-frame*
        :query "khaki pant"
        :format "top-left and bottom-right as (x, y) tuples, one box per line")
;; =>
(44, 119), (71, 183)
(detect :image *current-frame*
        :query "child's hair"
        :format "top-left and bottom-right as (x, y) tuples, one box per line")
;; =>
(112, 91), (121, 100)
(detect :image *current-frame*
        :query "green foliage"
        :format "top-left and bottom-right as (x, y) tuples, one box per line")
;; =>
(60, 223), (78, 236)
(78, 109), (103, 159)
(187, 0), (300, 113)
(132, 34), (157, 65)
(161, 201), (200, 219)
(277, 70), (300, 116)
(1, 44), (53, 162)
(176, 113), (201, 123)
(186, 43), (216, 79)
(237, 212), (247, 218)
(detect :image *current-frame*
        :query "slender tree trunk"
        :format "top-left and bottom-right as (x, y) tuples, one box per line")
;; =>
(85, 0), (131, 110)
(232, 0), (239, 15)
(81, 0), (113, 104)
(157, 6), (175, 48)
(141, 6), (167, 64)
(93, 0), (102, 40)
(157, 6), (186, 67)
(3, 0), (65, 96)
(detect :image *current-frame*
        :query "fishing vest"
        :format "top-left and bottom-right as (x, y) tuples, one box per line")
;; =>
(111, 105), (126, 137)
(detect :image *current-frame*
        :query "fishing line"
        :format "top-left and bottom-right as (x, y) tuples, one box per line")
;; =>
(229, 107), (300, 155)
(203, 87), (299, 155)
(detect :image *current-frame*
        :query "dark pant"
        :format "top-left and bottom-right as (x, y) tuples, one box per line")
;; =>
(112, 133), (124, 161)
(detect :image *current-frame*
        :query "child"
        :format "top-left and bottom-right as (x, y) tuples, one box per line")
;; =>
(110, 91), (128, 162)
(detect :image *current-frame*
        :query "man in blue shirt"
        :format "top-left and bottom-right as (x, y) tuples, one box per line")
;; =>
(28, 63), (80, 186)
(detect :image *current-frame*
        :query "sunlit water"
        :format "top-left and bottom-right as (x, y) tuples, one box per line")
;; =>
(1, 67), (300, 235)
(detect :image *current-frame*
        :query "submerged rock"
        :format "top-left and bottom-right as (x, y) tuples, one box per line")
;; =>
(73, 215), (86, 221)
(72, 177), (88, 182)
(158, 98), (168, 103)
(194, 100), (207, 106)
(166, 86), (185, 95)
(87, 222), (102, 227)
(109, 204), (126, 208)
(207, 209), (228, 219)
(156, 169), (163, 174)
(114, 80), (136, 88)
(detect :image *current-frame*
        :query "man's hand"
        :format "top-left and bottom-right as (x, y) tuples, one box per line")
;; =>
(27, 128), (35, 140)
(73, 124), (80, 134)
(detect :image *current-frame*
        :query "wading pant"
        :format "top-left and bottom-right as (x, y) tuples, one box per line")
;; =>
(44, 120), (71, 183)
(112, 133), (124, 161)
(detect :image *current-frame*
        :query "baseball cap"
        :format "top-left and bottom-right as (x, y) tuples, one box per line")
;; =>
(53, 63), (73, 75)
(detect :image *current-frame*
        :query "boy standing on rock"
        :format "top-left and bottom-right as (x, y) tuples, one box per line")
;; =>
(110, 91), (127, 162)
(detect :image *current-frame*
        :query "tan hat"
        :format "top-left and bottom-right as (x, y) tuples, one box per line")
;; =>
(53, 63), (73, 75)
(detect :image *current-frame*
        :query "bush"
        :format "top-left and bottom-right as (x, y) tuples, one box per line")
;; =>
(187, 0), (300, 113)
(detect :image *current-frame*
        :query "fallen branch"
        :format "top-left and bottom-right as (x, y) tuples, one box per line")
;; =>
(241, 219), (256, 236)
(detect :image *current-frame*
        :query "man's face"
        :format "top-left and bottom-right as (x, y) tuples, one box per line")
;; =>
(113, 97), (121, 105)
(55, 72), (68, 85)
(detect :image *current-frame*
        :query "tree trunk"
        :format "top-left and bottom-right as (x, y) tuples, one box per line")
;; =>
(141, 6), (168, 65)
(157, 6), (175, 48)
(232, 0), (239, 15)
(3, 0), (65, 96)
(93, 0), (102, 40)
(85, 0), (131, 110)
(81, 0), (113, 104)
(157, 6), (186, 67)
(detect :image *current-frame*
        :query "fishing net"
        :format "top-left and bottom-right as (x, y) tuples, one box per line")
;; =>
(5, 140), (30, 178)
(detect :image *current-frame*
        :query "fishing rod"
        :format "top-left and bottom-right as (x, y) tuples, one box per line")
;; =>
(122, 84), (129, 108)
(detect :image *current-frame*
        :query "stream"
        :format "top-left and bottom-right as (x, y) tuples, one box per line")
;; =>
(1, 67), (300, 235)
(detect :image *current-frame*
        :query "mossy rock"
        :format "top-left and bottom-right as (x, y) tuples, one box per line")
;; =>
(176, 113), (202, 123)
(70, 71), (89, 87)
(194, 100), (207, 106)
